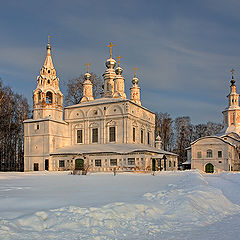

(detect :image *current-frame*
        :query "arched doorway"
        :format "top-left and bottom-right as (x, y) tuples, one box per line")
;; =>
(75, 159), (84, 170)
(205, 163), (214, 173)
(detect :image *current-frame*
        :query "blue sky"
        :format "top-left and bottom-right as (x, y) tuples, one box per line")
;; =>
(1, 0), (240, 124)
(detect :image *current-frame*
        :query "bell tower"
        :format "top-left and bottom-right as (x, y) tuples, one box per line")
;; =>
(222, 68), (240, 134)
(33, 37), (63, 121)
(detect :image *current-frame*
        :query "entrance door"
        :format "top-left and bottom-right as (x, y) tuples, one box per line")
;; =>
(152, 159), (156, 171)
(75, 159), (84, 170)
(45, 159), (49, 171)
(205, 163), (214, 173)
(34, 163), (39, 171)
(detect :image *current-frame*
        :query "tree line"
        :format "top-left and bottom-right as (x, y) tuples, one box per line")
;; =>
(0, 79), (30, 171)
(0, 74), (223, 171)
(155, 113), (224, 164)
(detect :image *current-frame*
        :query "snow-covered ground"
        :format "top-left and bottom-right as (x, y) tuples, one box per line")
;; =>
(0, 170), (240, 240)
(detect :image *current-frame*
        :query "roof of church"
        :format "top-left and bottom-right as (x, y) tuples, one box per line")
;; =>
(65, 98), (154, 114)
(190, 135), (236, 147)
(50, 143), (177, 156)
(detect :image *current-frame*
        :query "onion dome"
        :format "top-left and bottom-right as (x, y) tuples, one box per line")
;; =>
(106, 58), (116, 69)
(132, 76), (139, 85)
(84, 72), (91, 81)
(115, 66), (123, 75)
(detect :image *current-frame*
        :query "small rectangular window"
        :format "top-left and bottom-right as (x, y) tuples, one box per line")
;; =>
(141, 130), (144, 144)
(95, 159), (101, 167)
(109, 126), (116, 142)
(37, 124), (39, 130)
(147, 132), (150, 145)
(110, 159), (117, 166)
(77, 129), (83, 143)
(174, 161), (176, 167)
(59, 160), (65, 168)
(169, 161), (171, 167)
(218, 151), (222, 158)
(197, 152), (202, 158)
(128, 158), (135, 165)
(133, 127), (136, 142)
(92, 128), (98, 143)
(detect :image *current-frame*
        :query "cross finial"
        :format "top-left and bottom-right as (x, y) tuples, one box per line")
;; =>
(134, 66), (138, 77)
(48, 35), (50, 45)
(85, 62), (91, 73)
(107, 42), (115, 58)
(117, 54), (122, 67)
(231, 68), (235, 78)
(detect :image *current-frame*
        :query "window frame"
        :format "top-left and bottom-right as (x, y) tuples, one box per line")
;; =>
(59, 160), (65, 168)
(141, 129), (144, 144)
(77, 129), (83, 144)
(109, 126), (116, 142)
(133, 127), (136, 142)
(218, 151), (222, 158)
(92, 128), (98, 143)
(197, 151), (202, 158)
(128, 158), (135, 165)
(95, 159), (102, 167)
(110, 159), (117, 166)
(206, 149), (213, 158)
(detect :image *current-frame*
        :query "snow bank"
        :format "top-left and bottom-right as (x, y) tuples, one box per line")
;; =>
(0, 171), (239, 239)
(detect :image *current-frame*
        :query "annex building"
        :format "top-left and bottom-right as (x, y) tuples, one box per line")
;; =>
(24, 41), (177, 172)
(190, 70), (240, 173)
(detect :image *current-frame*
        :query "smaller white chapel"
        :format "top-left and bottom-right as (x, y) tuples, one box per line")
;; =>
(190, 70), (240, 173)
(24, 41), (177, 172)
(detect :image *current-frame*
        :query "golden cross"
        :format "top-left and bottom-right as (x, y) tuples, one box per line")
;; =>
(134, 66), (138, 77)
(231, 68), (235, 77)
(85, 62), (91, 73)
(107, 42), (115, 58)
(117, 54), (122, 67)
(48, 35), (50, 44)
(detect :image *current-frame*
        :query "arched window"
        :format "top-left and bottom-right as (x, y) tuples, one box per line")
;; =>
(46, 91), (53, 104)
(206, 149), (212, 158)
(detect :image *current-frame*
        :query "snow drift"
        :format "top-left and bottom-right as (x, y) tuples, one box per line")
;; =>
(0, 171), (239, 239)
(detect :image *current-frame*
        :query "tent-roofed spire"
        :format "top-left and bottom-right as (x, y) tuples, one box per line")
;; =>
(43, 36), (54, 69)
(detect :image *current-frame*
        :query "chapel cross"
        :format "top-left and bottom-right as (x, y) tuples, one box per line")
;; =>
(107, 42), (115, 58)
(117, 54), (122, 67)
(85, 62), (91, 73)
(48, 35), (50, 44)
(231, 68), (235, 77)
(134, 66), (138, 77)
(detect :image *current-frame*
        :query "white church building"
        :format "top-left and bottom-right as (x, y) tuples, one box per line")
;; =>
(190, 70), (240, 173)
(24, 41), (178, 172)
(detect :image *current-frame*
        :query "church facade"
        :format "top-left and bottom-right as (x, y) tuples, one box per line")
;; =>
(24, 41), (177, 172)
(190, 71), (240, 173)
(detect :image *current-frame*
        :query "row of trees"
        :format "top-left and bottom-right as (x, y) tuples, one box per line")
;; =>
(155, 113), (224, 164)
(0, 79), (30, 171)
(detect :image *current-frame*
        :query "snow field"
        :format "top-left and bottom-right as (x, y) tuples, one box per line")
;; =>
(0, 170), (240, 239)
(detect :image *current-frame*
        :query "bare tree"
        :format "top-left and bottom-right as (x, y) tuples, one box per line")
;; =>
(64, 73), (103, 106)
(174, 116), (193, 164)
(0, 79), (30, 171)
(155, 112), (174, 151)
